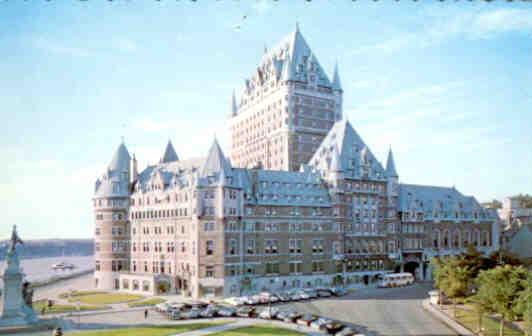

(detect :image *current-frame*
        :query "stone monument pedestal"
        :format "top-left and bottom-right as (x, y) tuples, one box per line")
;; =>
(0, 226), (38, 327)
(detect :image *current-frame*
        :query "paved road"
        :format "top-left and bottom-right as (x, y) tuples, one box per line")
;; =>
(277, 283), (456, 336)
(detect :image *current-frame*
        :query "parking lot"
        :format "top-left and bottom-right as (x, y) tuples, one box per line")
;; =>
(276, 283), (456, 336)
(153, 283), (455, 336)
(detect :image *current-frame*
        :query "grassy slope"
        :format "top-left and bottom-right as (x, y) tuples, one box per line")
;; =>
(67, 293), (144, 305)
(210, 325), (304, 336)
(67, 323), (226, 336)
(34, 300), (106, 314)
(455, 308), (524, 336)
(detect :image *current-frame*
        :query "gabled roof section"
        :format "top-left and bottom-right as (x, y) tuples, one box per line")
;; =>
(241, 26), (333, 96)
(108, 142), (131, 172)
(200, 139), (232, 177)
(161, 140), (179, 163)
(386, 148), (398, 177)
(309, 119), (386, 180)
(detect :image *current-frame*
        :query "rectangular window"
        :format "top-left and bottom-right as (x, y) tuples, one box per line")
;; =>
(265, 262), (279, 274)
(246, 239), (255, 254)
(206, 265), (214, 277)
(206, 240), (214, 255)
(289, 262), (302, 274)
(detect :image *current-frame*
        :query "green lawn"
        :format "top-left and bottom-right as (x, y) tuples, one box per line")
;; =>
(455, 308), (524, 336)
(66, 292), (145, 305)
(127, 298), (166, 308)
(34, 300), (106, 314)
(67, 323), (227, 336)
(210, 325), (304, 336)
(59, 290), (105, 299)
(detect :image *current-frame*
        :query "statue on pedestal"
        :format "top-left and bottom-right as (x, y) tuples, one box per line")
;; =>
(0, 225), (38, 326)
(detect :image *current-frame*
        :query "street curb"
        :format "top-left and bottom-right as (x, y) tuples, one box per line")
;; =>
(421, 299), (473, 336)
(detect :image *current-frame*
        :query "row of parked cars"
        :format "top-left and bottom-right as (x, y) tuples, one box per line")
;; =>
(224, 287), (347, 306)
(257, 307), (363, 335)
(154, 287), (363, 335)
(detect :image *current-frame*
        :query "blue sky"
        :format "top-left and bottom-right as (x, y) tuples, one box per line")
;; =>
(1, 2), (531, 239)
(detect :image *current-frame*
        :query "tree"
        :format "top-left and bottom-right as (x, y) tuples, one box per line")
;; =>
(513, 274), (532, 336)
(438, 257), (472, 317)
(432, 257), (445, 308)
(475, 265), (528, 336)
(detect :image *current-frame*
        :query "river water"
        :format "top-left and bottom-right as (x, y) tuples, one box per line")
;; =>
(0, 255), (93, 288)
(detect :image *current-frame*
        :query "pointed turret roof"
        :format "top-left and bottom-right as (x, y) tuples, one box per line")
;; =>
(386, 147), (398, 177)
(281, 52), (295, 81)
(161, 140), (179, 163)
(231, 90), (238, 116)
(108, 142), (131, 172)
(201, 139), (232, 177)
(332, 62), (342, 91)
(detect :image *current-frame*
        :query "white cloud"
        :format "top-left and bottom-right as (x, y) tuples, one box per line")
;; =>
(350, 8), (532, 55)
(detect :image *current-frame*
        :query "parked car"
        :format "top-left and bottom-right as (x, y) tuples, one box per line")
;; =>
(285, 290), (299, 301)
(200, 305), (219, 318)
(311, 317), (333, 331)
(259, 307), (279, 319)
(189, 301), (208, 309)
(169, 310), (181, 320)
(330, 287), (347, 297)
(335, 327), (358, 336)
(296, 313), (317, 326)
(276, 292), (291, 302)
(283, 311), (302, 323)
(317, 289), (332, 298)
(156, 303), (171, 313)
(236, 306), (255, 317)
(217, 307), (236, 317)
(325, 321), (345, 334)
(249, 294), (268, 305)
(275, 310), (291, 321)
(182, 308), (201, 319)
(304, 289), (318, 299)
(169, 302), (191, 312)
(297, 290), (310, 300)
(224, 297), (243, 306)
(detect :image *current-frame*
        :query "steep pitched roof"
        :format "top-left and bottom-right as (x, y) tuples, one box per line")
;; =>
(332, 62), (342, 91)
(309, 119), (386, 180)
(108, 142), (131, 172)
(200, 139), (232, 177)
(160, 140), (179, 163)
(386, 148), (398, 177)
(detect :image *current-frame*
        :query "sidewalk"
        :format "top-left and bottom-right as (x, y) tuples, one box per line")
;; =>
(421, 299), (473, 336)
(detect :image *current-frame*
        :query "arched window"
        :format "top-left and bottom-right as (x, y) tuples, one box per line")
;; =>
(482, 230), (490, 247)
(432, 229), (440, 248)
(473, 230), (480, 247)
(463, 231), (470, 246)
(443, 230), (450, 248)
(453, 230), (461, 249)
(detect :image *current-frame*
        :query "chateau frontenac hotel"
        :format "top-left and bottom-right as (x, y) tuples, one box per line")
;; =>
(93, 27), (499, 298)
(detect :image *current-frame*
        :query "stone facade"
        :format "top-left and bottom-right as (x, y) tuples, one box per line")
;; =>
(92, 28), (499, 298)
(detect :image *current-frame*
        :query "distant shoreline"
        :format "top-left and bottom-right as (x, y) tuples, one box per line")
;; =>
(0, 254), (93, 261)
(32, 268), (94, 288)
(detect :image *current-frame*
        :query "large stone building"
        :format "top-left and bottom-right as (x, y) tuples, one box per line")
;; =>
(92, 28), (499, 298)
